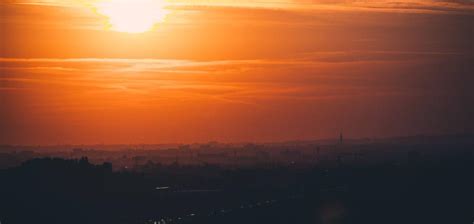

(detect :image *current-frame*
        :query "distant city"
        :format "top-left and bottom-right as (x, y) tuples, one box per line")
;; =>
(1, 134), (470, 171)
(1, 134), (472, 224)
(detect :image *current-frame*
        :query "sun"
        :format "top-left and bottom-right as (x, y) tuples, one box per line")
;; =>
(94, 0), (169, 33)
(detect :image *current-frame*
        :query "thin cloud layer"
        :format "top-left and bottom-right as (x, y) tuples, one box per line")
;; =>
(8, 0), (474, 13)
(1, 53), (471, 144)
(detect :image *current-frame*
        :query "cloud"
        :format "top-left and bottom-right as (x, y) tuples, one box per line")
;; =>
(1, 53), (472, 144)
(1, 51), (470, 101)
(5, 0), (474, 15)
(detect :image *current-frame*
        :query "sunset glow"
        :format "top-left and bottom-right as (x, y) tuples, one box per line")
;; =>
(94, 0), (169, 33)
(1, 0), (472, 144)
(1, 1), (472, 223)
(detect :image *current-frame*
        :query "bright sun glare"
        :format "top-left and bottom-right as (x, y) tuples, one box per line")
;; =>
(94, 0), (169, 33)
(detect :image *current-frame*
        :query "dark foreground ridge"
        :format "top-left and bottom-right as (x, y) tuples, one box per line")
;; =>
(0, 136), (472, 224)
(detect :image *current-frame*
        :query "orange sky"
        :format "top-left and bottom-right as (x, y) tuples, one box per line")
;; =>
(1, 0), (473, 144)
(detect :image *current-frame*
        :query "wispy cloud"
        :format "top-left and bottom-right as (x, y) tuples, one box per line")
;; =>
(1, 53), (471, 144)
(1, 51), (469, 102)
(8, 0), (474, 14)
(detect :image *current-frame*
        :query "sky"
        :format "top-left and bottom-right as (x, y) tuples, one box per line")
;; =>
(0, 0), (473, 145)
